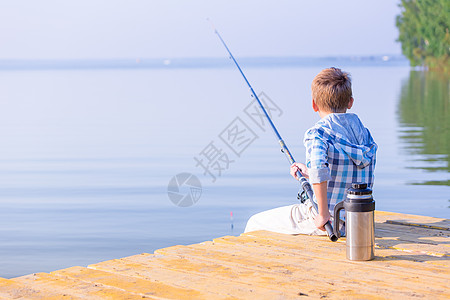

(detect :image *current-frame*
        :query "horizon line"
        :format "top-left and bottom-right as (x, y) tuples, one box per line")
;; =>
(0, 55), (409, 70)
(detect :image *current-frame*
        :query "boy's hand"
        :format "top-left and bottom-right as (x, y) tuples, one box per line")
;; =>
(313, 212), (331, 231)
(290, 162), (309, 180)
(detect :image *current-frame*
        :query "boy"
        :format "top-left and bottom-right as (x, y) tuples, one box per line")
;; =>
(244, 67), (377, 235)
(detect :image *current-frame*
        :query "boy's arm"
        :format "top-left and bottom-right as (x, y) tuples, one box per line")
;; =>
(304, 132), (332, 230)
(312, 181), (330, 230)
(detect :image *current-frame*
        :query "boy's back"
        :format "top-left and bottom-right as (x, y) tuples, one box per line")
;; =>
(304, 112), (377, 214)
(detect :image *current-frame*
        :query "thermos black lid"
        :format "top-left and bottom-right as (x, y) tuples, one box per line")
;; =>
(352, 183), (367, 189)
(345, 182), (375, 211)
(348, 182), (372, 195)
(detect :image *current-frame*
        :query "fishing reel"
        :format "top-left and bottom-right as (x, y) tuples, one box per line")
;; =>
(297, 188), (309, 204)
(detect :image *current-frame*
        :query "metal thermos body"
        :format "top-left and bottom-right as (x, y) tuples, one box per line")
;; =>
(333, 183), (375, 261)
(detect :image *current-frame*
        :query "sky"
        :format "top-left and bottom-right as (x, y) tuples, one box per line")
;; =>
(0, 1), (403, 60)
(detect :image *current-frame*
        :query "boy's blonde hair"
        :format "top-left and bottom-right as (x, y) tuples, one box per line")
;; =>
(311, 67), (352, 112)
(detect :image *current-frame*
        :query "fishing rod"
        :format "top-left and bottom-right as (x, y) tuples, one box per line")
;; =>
(209, 20), (337, 242)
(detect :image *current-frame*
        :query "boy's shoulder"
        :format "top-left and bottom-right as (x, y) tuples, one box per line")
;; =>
(303, 113), (374, 146)
(304, 113), (357, 141)
(303, 125), (328, 142)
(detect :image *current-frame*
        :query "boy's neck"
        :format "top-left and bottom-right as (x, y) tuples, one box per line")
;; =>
(318, 109), (347, 119)
(312, 98), (354, 119)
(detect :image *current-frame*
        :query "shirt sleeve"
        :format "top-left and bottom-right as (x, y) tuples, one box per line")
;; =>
(305, 135), (332, 184)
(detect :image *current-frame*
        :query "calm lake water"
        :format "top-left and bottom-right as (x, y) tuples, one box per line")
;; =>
(0, 58), (448, 278)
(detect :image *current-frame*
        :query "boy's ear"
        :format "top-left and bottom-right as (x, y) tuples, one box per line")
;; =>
(347, 97), (354, 109)
(312, 99), (319, 112)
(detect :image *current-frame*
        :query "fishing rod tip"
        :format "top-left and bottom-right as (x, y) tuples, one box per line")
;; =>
(206, 18), (217, 32)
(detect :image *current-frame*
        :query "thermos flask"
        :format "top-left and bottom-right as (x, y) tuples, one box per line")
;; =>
(333, 183), (375, 261)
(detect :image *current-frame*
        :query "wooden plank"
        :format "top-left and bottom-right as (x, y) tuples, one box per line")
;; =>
(12, 271), (159, 299)
(375, 211), (450, 230)
(0, 277), (79, 299)
(89, 256), (291, 299)
(376, 222), (449, 244)
(52, 266), (208, 300)
(134, 250), (340, 298)
(377, 214), (449, 257)
(90, 252), (376, 299)
(386, 220), (450, 231)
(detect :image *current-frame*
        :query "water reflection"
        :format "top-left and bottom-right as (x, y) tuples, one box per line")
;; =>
(398, 70), (449, 186)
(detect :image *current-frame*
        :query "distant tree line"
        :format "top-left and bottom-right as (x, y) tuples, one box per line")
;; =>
(396, 0), (450, 72)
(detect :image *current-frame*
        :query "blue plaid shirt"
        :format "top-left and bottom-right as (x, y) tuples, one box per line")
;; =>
(304, 113), (377, 214)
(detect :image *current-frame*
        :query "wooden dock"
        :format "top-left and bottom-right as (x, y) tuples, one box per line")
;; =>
(0, 211), (448, 299)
